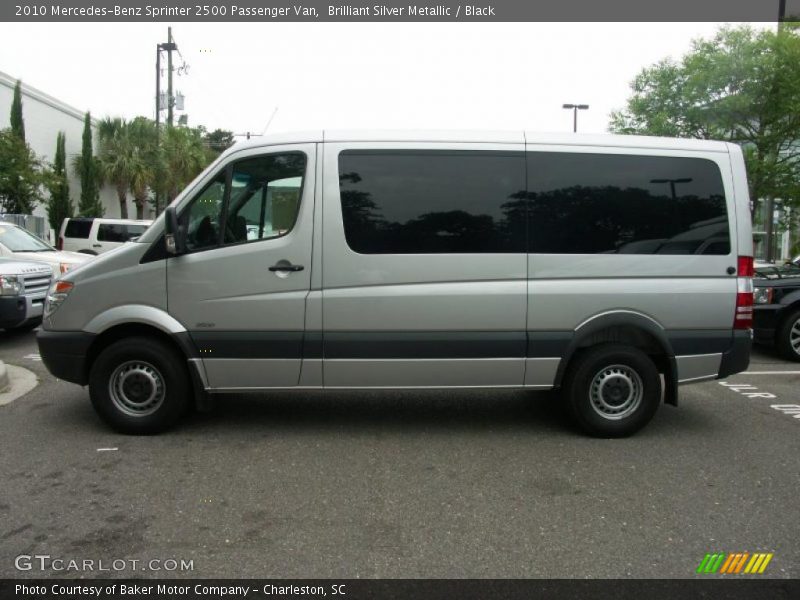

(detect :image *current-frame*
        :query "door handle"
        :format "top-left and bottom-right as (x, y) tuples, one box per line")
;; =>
(269, 263), (304, 272)
(92, 244), (102, 248)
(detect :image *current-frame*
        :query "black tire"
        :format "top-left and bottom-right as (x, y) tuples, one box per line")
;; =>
(89, 336), (190, 434)
(563, 344), (661, 437)
(776, 309), (800, 362)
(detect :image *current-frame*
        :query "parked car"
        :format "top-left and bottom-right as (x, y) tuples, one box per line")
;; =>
(753, 263), (800, 361)
(38, 130), (753, 437)
(0, 222), (92, 277)
(0, 258), (53, 331)
(58, 218), (153, 255)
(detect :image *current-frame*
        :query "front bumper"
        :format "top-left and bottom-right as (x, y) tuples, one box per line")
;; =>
(36, 329), (96, 385)
(753, 305), (782, 345)
(0, 296), (27, 328)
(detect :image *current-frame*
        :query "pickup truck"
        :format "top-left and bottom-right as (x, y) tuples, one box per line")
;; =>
(0, 258), (53, 331)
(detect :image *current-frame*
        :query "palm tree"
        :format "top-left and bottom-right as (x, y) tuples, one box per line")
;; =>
(96, 117), (135, 219)
(158, 125), (209, 205)
(127, 117), (158, 219)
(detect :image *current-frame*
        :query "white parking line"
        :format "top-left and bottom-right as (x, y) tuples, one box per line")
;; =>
(743, 371), (800, 375)
(96, 448), (118, 452)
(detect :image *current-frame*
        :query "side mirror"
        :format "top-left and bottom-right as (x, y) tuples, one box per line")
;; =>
(164, 206), (186, 255)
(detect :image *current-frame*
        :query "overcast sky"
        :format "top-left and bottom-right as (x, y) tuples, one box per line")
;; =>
(0, 22), (774, 136)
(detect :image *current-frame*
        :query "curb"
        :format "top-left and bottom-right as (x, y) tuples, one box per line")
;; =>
(0, 360), (8, 393)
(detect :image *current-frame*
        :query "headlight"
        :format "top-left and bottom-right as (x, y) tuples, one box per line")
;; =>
(44, 280), (74, 317)
(753, 287), (774, 305)
(0, 275), (22, 296)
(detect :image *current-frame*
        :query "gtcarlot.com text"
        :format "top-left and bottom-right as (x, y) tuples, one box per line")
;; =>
(14, 554), (194, 573)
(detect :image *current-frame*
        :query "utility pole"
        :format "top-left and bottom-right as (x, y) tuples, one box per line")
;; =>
(155, 28), (178, 214)
(167, 27), (175, 127)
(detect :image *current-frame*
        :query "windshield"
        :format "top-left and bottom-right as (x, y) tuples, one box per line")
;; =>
(0, 225), (54, 252)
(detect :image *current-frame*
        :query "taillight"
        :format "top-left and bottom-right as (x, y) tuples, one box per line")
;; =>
(734, 255), (754, 330)
(57, 236), (63, 250)
(737, 255), (754, 277)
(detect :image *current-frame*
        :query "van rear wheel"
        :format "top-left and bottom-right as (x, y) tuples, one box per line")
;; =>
(563, 344), (661, 437)
(89, 337), (190, 434)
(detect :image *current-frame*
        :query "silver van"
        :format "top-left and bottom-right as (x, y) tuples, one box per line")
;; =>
(37, 131), (753, 436)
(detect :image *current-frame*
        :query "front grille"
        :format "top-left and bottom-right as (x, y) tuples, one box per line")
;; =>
(22, 273), (52, 296)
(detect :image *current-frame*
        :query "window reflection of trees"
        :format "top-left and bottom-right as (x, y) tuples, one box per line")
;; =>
(340, 174), (527, 253)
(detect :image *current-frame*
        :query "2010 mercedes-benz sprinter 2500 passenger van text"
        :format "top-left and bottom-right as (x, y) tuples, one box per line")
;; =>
(37, 131), (754, 437)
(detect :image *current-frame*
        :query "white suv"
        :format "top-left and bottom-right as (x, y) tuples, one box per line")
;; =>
(58, 218), (152, 255)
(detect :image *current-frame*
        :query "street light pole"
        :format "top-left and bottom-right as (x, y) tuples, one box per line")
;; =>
(562, 103), (589, 132)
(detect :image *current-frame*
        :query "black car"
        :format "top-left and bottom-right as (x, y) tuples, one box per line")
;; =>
(753, 263), (800, 361)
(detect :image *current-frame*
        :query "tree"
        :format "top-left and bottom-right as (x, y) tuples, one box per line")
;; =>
(96, 117), (135, 219)
(203, 128), (235, 154)
(155, 125), (210, 205)
(10, 80), (25, 142)
(45, 132), (73, 232)
(75, 112), (103, 217)
(0, 129), (42, 213)
(610, 25), (800, 223)
(127, 117), (159, 219)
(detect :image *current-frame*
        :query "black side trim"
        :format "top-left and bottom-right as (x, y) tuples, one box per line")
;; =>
(36, 330), (95, 386)
(324, 331), (527, 359)
(527, 331), (572, 358)
(667, 330), (733, 355)
(189, 331), (304, 359)
(717, 330), (752, 379)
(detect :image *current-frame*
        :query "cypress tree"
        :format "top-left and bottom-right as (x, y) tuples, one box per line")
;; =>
(10, 80), (25, 142)
(46, 132), (73, 232)
(77, 112), (103, 217)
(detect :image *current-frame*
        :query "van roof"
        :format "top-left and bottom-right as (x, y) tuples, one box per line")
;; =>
(227, 130), (731, 153)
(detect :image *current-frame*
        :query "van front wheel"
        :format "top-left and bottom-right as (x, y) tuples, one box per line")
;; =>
(563, 345), (661, 437)
(89, 337), (190, 434)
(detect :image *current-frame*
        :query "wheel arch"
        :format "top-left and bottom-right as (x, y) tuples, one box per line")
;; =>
(554, 310), (679, 406)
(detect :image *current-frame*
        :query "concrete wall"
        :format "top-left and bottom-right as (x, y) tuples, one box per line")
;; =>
(0, 71), (124, 241)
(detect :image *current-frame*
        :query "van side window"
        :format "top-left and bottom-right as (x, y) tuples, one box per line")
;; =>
(224, 153), (306, 244)
(182, 171), (227, 252)
(527, 153), (730, 255)
(338, 151), (526, 254)
(181, 152), (306, 252)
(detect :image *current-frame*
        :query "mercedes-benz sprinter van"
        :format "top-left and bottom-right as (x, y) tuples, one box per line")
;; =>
(37, 131), (753, 436)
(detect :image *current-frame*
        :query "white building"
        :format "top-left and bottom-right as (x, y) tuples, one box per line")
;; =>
(0, 70), (120, 241)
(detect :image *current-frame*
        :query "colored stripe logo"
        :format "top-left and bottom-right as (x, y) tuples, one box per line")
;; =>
(696, 552), (773, 574)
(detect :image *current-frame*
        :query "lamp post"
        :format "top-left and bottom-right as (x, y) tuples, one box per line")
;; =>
(650, 177), (693, 200)
(562, 103), (589, 132)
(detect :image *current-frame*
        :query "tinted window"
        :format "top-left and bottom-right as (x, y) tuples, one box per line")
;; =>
(64, 219), (92, 239)
(97, 224), (149, 242)
(223, 154), (305, 245)
(339, 151), (526, 254)
(180, 153), (306, 252)
(527, 153), (730, 255)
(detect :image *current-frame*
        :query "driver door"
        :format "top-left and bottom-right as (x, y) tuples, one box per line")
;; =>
(167, 144), (315, 390)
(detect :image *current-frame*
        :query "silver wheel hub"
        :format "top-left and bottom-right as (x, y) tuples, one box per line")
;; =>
(109, 361), (165, 417)
(590, 364), (643, 420)
(790, 318), (800, 355)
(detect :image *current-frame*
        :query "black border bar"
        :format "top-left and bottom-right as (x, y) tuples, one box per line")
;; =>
(2, 579), (799, 600)
(3, 0), (800, 22)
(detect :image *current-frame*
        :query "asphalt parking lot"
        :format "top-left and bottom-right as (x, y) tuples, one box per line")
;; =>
(0, 329), (798, 579)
